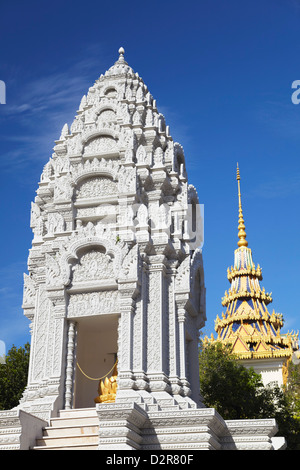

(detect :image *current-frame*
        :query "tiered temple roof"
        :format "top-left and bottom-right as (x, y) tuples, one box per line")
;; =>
(210, 165), (299, 363)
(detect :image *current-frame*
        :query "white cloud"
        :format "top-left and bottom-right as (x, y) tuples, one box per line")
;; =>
(247, 172), (300, 200)
(0, 47), (106, 174)
(255, 97), (300, 141)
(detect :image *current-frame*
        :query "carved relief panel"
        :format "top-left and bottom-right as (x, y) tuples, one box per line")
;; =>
(67, 291), (119, 318)
(75, 176), (117, 200)
(67, 246), (119, 319)
(83, 135), (118, 156)
(71, 249), (114, 283)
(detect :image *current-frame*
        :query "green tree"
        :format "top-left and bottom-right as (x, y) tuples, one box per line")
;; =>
(199, 341), (266, 419)
(0, 343), (30, 410)
(285, 360), (300, 417)
(199, 341), (300, 449)
(280, 360), (300, 449)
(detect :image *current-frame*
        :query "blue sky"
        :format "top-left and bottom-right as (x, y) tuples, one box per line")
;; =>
(0, 0), (300, 350)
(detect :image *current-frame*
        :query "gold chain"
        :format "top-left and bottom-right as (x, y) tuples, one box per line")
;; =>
(76, 359), (117, 381)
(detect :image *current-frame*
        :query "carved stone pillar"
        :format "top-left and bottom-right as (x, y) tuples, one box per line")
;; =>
(168, 262), (182, 396)
(117, 286), (136, 396)
(147, 254), (170, 393)
(64, 320), (77, 409)
(133, 256), (149, 392)
(47, 289), (67, 378)
(177, 307), (191, 397)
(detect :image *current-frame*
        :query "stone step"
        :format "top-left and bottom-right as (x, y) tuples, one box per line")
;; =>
(58, 407), (97, 418)
(50, 407), (98, 428)
(50, 415), (99, 428)
(32, 408), (99, 450)
(146, 404), (160, 412)
(43, 424), (98, 438)
(159, 404), (180, 411)
(33, 443), (98, 450)
(35, 433), (98, 447)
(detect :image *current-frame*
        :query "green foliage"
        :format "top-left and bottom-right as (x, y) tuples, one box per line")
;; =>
(0, 343), (30, 410)
(199, 341), (264, 419)
(285, 360), (300, 414)
(281, 360), (300, 449)
(199, 341), (300, 449)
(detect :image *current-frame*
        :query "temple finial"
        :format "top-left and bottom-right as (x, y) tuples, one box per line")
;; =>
(118, 47), (125, 62)
(236, 163), (248, 248)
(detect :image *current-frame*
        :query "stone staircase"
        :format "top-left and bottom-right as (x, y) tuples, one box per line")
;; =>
(32, 408), (99, 450)
(32, 397), (198, 450)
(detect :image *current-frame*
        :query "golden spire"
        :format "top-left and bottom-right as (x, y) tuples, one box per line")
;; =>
(236, 163), (248, 248)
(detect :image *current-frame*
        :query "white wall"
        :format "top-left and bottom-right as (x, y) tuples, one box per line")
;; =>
(240, 358), (285, 387)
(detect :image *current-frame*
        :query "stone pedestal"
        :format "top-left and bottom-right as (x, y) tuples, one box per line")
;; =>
(97, 403), (147, 450)
(96, 402), (281, 450)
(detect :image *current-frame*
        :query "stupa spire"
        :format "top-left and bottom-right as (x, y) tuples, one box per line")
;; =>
(104, 46), (134, 77)
(206, 165), (300, 387)
(236, 163), (248, 248)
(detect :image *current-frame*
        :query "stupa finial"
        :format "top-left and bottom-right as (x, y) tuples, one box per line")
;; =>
(118, 47), (125, 62)
(236, 163), (248, 248)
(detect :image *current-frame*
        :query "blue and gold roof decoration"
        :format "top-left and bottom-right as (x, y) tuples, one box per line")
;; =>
(211, 165), (299, 362)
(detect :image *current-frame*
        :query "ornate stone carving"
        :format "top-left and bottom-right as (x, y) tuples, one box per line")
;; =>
(67, 291), (119, 317)
(136, 204), (148, 227)
(72, 158), (119, 182)
(22, 273), (36, 308)
(119, 244), (139, 280)
(97, 109), (116, 122)
(118, 166), (136, 194)
(30, 288), (50, 383)
(175, 256), (190, 292)
(72, 249), (114, 282)
(47, 212), (65, 234)
(46, 254), (63, 288)
(83, 135), (118, 155)
(55, 156), (70, 174)
(40, 159), (54, 182)
(54, 175), (73, 201)
(153, 147), (164, 167)
(64, 321), (76, 409)
(75, 176), (117, 199)
(30, 202), (44, 239)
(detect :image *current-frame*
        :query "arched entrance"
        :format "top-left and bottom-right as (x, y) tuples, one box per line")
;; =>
(73, 314), (119, 409)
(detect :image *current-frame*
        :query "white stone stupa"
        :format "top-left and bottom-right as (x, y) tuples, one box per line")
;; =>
(0, 48), (284, 450)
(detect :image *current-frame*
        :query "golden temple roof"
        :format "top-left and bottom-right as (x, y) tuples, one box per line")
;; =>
(209, 165), (299, 362)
